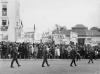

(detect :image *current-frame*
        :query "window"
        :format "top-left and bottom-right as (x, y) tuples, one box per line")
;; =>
(2, 4), (7, 16)
(2, 35), (8, 40)
(1, 26), (8, 31)
(2, 20), (7, 26)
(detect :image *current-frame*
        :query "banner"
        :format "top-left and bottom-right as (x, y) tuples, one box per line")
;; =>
(52, 34), (61, 44)
(62, 37), (70, 44)
(70, 32), (78, 44)
(85, 38), (92, 44)
(53, 34), (69, 44)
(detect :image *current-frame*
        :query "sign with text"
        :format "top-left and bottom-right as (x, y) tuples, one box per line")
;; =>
(70, 32), (78, 44)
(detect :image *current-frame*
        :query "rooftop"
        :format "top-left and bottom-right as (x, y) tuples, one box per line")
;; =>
(72, 24), (88, 29)
(52, 28), (100, 37)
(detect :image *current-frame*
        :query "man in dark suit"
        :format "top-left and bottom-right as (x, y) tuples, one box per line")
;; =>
(70, 45), (78, 67)
(42, 45), (50, 67)
(10, 44), (21, 68)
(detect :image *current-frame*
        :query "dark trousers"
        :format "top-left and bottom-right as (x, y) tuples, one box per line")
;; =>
(88, 58), (93, 63)
(42, 58), (49, 66)
(11, 58), (20, 67)
(70, 59), (77, 66)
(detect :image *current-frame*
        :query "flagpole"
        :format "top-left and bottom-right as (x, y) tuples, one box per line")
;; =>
(33, 24), (35, 44)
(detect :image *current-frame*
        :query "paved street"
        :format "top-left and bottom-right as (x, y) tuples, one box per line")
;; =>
(0, 59), (100, 74)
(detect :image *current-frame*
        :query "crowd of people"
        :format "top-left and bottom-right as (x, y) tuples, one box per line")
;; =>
(0, 41), (100, 68)
(0, 41), (100, 60)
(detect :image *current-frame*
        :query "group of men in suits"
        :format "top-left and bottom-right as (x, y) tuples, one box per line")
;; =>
(41, 44), (79, 67)
(10, 43), (95, 68)
(41, 44), (95, 67)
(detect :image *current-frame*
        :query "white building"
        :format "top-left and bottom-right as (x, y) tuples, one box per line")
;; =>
(0, 0), (22, 42)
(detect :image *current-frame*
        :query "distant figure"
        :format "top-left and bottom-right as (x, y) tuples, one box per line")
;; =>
(94, 50), (98, 60)
(10, 44), (21, 68)
(76, 52), (81, 61)
(55, 46), (60, 59)
(70, 45), (77, 67)
(88, 47), (94, 64)
(67, 45), (72, 58)
(42, 45), (50, 67)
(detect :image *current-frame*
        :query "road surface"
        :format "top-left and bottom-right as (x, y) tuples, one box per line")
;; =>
(0, 59), (100, 74)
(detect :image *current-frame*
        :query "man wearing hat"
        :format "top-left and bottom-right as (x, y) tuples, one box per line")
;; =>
(70, 45), (78, 67)
(42, 45), (50, 67)
(10, 44), (21, 68)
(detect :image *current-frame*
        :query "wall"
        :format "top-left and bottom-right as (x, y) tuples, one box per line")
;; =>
(0, 0), (20, 42)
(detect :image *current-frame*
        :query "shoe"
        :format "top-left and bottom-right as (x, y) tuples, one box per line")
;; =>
(11, 66), (14, 68)
(42, 66), (45, 67)
(47, 64), (50, 67)
(75, 65), (77, 66)
(18, 65), (21, 67)
(70, 65), (73, 67)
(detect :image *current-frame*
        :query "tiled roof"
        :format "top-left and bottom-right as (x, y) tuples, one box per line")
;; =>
(72, 30), (100, 37)
(72, 24), (88, 29)
(52, 29), (100, 37)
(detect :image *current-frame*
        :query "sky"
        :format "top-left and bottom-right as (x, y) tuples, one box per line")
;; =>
(20, 0), (100, 40)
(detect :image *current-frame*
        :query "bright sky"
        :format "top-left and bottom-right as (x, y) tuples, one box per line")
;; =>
(20, 0), (100, 40)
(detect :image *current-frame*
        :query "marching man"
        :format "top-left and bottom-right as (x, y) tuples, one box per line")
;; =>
(10, 44), (21, 68)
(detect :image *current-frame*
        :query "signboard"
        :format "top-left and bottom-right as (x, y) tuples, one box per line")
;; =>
(85, 37), (99, 46)
(53, 34), (61, 44)
(85, 38), (92, 45)
(70, 32), (78, 44)
(91, 38), (100, 46)
(62, 37), (70, 44)
(42, 32), (52, 43)
(53, 34), (70, 45)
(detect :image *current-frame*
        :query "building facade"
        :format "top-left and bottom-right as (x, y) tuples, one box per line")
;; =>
(52, 24), (100, 46)
(72, 24), (100, 46)
(0, 0), (22, 42)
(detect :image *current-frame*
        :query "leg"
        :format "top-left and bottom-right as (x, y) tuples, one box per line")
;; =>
(88, 59), (91, 63)
(70, 59), (74, 67)
(45, 59), (50, 66)
(42, 58), (46, 67)
(15, 58), (21, 67)
(11, 58), (15, 68)
(91, 58), (93, 63)
(73, 59), (77, 66)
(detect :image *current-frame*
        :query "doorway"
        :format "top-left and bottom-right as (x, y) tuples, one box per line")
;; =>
(78, 38), (85, 45)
